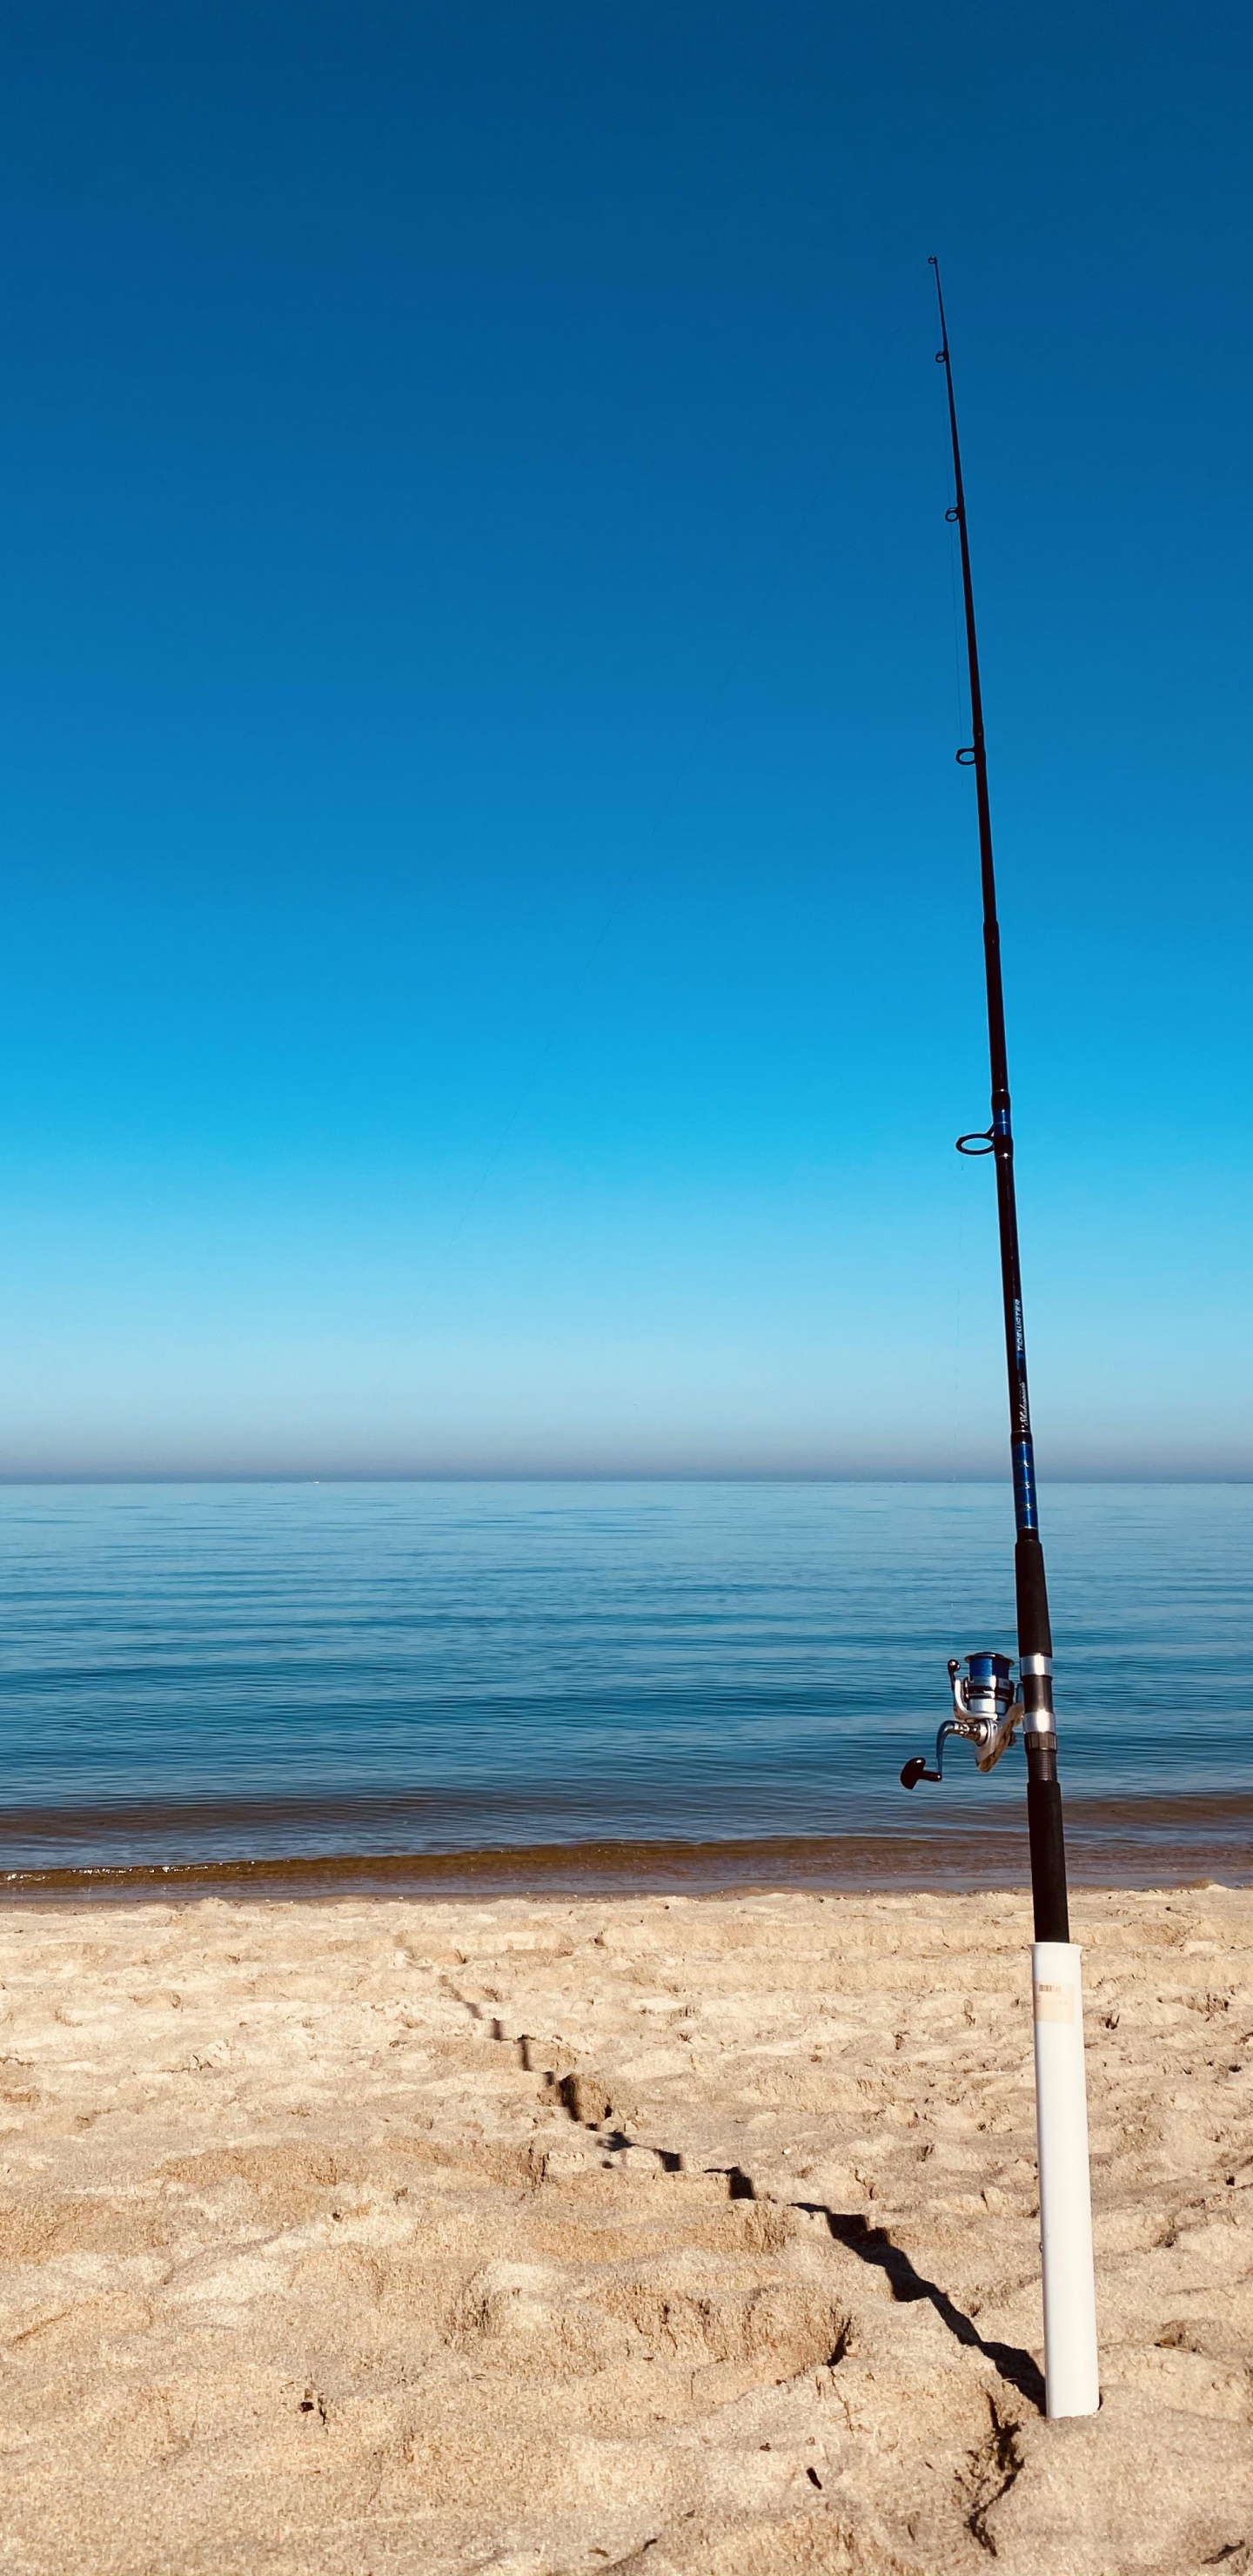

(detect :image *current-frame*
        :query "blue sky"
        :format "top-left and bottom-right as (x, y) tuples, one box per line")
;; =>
(1, 1), (1250, 1477)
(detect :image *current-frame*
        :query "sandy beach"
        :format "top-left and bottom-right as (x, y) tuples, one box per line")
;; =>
(0, 1883), (1249, 2576)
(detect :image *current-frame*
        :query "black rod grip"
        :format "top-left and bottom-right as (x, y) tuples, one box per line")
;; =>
(1015, 1532), (1053, 1662)
(1026, 1759), (1070, 1943)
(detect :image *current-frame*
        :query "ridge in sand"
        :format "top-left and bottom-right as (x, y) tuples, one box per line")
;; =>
(0, 1885), (1249, 2573)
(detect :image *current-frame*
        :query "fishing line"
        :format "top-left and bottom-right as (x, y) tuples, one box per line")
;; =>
(948, 514), (968, 747)
(932, 295), (969, 752)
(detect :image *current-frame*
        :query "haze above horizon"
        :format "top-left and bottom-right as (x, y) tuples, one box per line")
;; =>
(2, 3), (1249, 1480)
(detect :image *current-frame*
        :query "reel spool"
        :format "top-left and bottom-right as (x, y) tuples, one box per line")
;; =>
(900, 1649), (1022, 1788)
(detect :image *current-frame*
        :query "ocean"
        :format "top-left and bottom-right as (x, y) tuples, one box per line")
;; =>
(1, 1479), (1249, 1894)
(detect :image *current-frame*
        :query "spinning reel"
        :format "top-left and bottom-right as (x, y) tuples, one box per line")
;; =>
(900, 1649), (1022, 1788)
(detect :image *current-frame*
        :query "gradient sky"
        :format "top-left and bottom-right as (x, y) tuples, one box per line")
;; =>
(1, 1), (1250, 1478)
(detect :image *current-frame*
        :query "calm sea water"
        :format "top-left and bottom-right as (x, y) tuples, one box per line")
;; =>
(1, 1480), (1249, 1889)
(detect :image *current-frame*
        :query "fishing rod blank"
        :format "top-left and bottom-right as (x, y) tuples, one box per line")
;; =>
(900, 261), (1099, 2421)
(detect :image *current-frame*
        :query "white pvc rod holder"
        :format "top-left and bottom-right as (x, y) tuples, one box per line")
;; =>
(1032, 1940), (1100, 2417)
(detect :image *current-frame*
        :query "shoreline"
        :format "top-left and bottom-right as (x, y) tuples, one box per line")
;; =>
(3, 1794), (1251, 1903)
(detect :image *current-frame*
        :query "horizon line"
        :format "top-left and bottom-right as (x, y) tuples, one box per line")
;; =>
(0, 1468), (1249, 1489)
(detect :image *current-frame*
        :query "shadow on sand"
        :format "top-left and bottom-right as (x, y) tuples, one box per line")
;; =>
(547, 2063), (1046, 2413)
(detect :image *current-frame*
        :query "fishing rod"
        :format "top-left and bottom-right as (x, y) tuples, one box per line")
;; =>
(900, 260), (1099, 2420)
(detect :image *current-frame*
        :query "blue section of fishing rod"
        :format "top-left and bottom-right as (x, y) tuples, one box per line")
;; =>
(1013, 1438), (1038, 1533)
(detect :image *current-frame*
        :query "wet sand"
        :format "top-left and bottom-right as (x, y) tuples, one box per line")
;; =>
(6, 1795), (1253, 1902)
(0, 1884), (1250, 2574)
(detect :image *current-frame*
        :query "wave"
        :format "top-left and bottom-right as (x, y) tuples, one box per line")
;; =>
(3, 1795), (1250, 1903)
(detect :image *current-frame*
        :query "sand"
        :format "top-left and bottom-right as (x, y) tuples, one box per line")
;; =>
(0, 1885), (1249, 2576)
